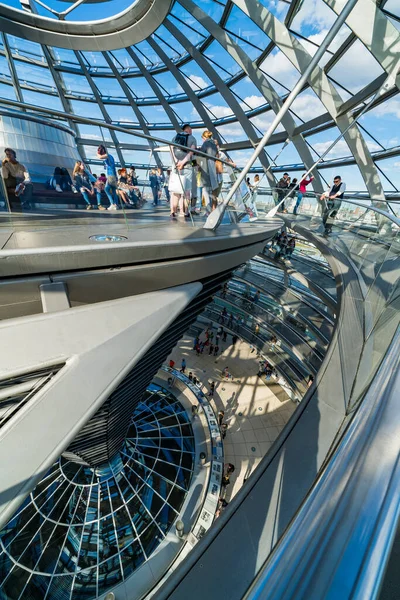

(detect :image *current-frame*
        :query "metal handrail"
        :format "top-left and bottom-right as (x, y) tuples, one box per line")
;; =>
(256, 187), (400, 226)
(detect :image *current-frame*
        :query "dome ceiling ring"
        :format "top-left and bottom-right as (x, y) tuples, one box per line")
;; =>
(0, 0), (172, 51)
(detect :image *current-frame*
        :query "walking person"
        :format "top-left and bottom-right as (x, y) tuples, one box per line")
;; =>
(218, 410), (225, 427)
(169, 124), (197, 219)
(320, 175), (346, 235)
(209, 343), (214, 356)
(214, 345), (220, 356)
(180, 358), (186, 374)
(294, 174), (314, 215)
(209, 381), (215, 397)
(223, 331), (227, 343)
(232, 334), (239, 347)
(97, 145), (119, 210)
(2, 147), (33, 209)
(149, 168), (160, 206)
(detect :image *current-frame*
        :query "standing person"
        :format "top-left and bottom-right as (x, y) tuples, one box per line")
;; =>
(2, 147), (33, 209)
(191, 404), (198, 420)
(276, 173), (290, 212)
(294, 174), (314, 215)
(149, 169), (160, 206)
(73, 161), (95, 210)
(169, 124), (197, 219)
(218, 410), (225, 426)
(169, 359), (175, 369)
(320, 175), (346, 235)
(253, 290), (261, 305)
(223, 331), (227, 343)
(164, 169), (171, 203)
(96, 145), (119, 210)
(209, 343), (214, 356)
(287, 177), (298, 206)
(223, 366), (230, 379)
(209, 381), (215, 397)
(214, 345), (220, 356)
(198, 130), (220, 213)
(227, 313), (234, 329)
(232, 334), (239, 347)
(188, 372), (193, 382)
(221, 423), (228, 440)
(180, 358), (186, 374)
(157, 168), (165, 202)
(286, 237), (296, 258)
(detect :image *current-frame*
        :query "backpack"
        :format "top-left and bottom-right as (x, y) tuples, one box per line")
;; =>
(174, 132), (189, 147)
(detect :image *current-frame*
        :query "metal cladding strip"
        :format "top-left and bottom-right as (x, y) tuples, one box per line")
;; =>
(126, 46), (181, 133)
(0, 282), (202, 530)
(230, 0), (386, 201)
(0, 0), (173, 51)
(325, 0), (400, 92)
(66, 270), (232, 466)
(180, 0), (324, 195)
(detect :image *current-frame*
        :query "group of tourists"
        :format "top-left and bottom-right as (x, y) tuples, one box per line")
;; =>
(273, 171), (346, 235)
(168, 124), (235, 220)
(270, 230), (296, 260)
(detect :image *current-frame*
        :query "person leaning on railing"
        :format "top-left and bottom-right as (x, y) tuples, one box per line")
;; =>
(2, 147), (33, 210)
(319, 175), (346, 235)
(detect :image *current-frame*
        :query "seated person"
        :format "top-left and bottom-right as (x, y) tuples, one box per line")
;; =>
(117, 168), (134, 208)
(73, 161), (96, 210)
(48, 166), (74, 193)
(2, 147), (33, 209)
(60, 167), (74, 192)
(92, 174), (106, 210)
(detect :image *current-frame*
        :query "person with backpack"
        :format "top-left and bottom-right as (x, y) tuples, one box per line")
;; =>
(169, 124), (197, 219)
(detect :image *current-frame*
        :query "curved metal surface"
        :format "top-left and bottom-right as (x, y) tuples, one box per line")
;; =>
(0, 0), (173, 51)
(154, 202), (400, 600)
(244, 326), (400, 600)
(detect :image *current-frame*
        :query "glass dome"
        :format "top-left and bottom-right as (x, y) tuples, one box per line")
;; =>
(0, 384), (195, 599)
(0, 0), (398, 197)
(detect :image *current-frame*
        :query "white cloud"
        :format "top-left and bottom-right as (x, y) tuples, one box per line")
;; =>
(241, 95), (267, 110)
(187, 75), (209, 91)
(205, 103), (233, 119)
(373, 98), (400, 119)
(260, 49), (299, 89)
(291, 93), (326, 121)
(312, 138), (380, 159)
